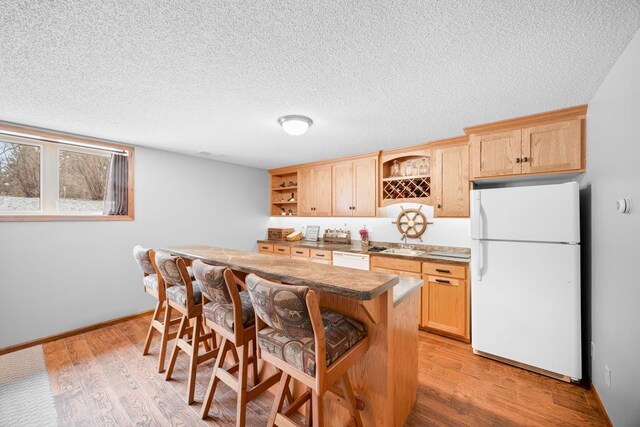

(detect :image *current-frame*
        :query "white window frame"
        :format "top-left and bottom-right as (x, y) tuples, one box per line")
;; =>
(0, 131), (134, 221)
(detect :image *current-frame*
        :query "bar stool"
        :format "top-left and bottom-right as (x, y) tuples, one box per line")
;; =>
(194, 261), (282, 426)
(154, 252), (217, 404)
(245, 274), (369, 427)
(133, 245), (182, 373)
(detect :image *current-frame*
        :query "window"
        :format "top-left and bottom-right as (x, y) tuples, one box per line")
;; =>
(58, 149), (111, 214)
(0, 141), (41, 213)
(0, 125), (134, 221)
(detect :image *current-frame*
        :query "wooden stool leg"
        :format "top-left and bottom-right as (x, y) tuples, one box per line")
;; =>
(143, 300), (162, 356)
(235, 344), (249, 427)
(340, 374), (363, 427)
(304, 386), (313, 426)
(201, 338), (230, 419)
(311, 391), (323, 427)
(200, 318), (212, 352)
(187, 315), (203, 404)
(250, 338), (259, 387)
(267, 373), (291, 427)
(165, 315), (187, 381)
(157, 304), (172, 373)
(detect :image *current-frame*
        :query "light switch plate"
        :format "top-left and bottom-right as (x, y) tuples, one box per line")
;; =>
(605, 365), (611, 388)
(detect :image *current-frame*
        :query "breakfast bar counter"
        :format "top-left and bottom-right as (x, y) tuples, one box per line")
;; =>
(163, 244), (422, 427)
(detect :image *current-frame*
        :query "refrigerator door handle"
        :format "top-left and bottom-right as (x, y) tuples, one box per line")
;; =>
(474, 239), (483, 281)
(471, 191), (482, 239)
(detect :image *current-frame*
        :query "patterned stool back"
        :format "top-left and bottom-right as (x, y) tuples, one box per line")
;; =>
(154, 252), (189, 287)
(192, 260), (230, 305)
(245, 273), (314, 340)
(133, 245), (155, 275)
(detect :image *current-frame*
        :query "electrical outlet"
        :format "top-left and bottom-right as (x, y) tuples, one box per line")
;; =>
(605, 365), (611, 388)
(591, 342), (594, 359)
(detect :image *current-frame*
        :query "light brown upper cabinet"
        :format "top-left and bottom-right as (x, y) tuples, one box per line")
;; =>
(298, 165), (332, 216)
(467, 106), (586, 180)
(433, 144), (470, 217)
(521, 120), (582, 174)
(470, 130), (522, 178)
(332, 157), (377, 217)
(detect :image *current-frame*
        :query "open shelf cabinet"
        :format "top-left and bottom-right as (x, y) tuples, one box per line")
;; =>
(270, 171), (299, 216)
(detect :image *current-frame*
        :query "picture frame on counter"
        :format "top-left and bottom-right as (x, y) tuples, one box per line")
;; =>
(305, 225), (320, 241)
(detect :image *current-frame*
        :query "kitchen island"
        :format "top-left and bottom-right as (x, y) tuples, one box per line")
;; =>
(163, 245), (423, 427)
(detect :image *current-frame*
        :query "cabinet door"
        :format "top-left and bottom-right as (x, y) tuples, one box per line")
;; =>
(332, 161), (354, 216)
(434, 145), (470, 217)
(313, 165), (332, 216)
(422, 275), (467, 339)
(521, 119), (582, 174)
(298, 168), (315, 216)
(352, 157), (377, 217)
(470, 130), (522, 178)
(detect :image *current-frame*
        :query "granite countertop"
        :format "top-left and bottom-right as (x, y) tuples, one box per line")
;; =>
(162, 245), (401, 300)
(257, 239), (470, 264)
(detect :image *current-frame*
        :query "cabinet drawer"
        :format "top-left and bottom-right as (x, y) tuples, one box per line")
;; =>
(422, 262), (466, 279)
(425, 275), (463, 287)
(258, 243), (274, 253)
(370, 266), (421, 278)
(291, 247), (310, 257)
(273, 245), (291, 256)
(371, 256), (421, 273)
(310, 249), (332, 261)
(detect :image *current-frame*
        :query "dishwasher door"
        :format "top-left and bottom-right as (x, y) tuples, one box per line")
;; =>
(332, 251), (370, 271)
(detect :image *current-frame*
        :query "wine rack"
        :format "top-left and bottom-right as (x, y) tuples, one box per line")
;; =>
(382, 175), (431, 201)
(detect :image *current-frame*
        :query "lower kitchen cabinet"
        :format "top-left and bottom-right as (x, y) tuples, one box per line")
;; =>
(273, 245), (291, 256)
(421, 261), (470, 342)
(371, 257), (423, 327)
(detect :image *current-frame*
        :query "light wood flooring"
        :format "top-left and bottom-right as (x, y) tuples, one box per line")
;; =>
(40, 315), (607, 426)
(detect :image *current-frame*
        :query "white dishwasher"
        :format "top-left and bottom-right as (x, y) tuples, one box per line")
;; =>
(332, 251), (370, 271)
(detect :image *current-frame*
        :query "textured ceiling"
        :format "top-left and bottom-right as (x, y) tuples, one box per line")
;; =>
(1, 1), (640, 169)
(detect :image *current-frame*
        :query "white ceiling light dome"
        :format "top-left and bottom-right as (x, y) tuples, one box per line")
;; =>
(278, 115), (313, 136)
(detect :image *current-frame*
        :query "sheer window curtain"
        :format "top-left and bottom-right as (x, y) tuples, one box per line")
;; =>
(103, 153), (128, 215)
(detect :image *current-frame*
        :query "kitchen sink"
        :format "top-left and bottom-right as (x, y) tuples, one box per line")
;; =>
(381, 248), (424, 256)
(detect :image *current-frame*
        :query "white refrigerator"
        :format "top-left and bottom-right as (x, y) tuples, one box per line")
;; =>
(471, 182), (581, 382)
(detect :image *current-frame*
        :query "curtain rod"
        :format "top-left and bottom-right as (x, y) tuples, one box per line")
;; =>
(0, 129), (129, 155)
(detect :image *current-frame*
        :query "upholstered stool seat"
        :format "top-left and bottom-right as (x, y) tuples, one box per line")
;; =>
(196, 262), (282, 427)
(143, 267), (196, 293)
(246, 274), (369, 427)
(143, 274), (159, 292)
(257, 309), (366, 377)
(156, 252), (216, 404)
(166, 281), (203, 306)
(203, 290), (255, 332)
(134, 245), (186, 374)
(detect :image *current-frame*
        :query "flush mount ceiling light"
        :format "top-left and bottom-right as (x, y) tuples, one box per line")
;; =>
(278, 115), (313, 136)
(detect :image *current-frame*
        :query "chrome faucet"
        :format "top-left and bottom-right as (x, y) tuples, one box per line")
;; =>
(401, 234), (410, 249)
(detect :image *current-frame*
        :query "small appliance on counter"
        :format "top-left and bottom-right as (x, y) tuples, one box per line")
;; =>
(267, 228), (294, 241)
(323, 228), (351, 244)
